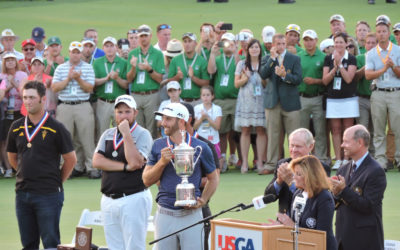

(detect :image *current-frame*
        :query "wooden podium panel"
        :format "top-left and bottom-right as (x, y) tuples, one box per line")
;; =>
(211, 218), (326, 250)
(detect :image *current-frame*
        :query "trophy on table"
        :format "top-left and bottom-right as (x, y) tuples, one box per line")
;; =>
(171, 130), (202, 207)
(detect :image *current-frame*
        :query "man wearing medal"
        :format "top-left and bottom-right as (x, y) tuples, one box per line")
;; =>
(143, 102), (219, 250)
(92, 94), (153, 250)
(168, 32), (210, 106)
(127, 24), (165, 139)
(93, 36), (128, 141)
(7, 81), (76, 249)
(365, 16), (400, 170)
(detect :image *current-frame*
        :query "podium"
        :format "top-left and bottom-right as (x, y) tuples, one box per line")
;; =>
(211, 218), (326, 250)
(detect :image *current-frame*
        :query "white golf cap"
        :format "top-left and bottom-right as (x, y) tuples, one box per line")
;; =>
(182, 32), (197, 41)
(286, 24), (301, 35)
(81, 38), (95, 46)
(221, 32), (235, 41)
(138, 24), (152, 36)
(115, 95), (137, 109)
(330, 14), (345, 23)
(0, 29), (19, 40)
(103, 36), (117, 46)
(31, 57), (44, 65)
(262, 26), (276, 43)
(167, 81), (181, 90)
(393, 23), (400, 32)
(2, 52), (17, 59)
(154, 102), (189, 122)
(320, 38), (334, 52)
(302, 29), (318, 39)
(69, 41), (83, 52)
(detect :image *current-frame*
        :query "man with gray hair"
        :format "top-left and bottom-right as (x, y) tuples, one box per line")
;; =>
(264, 128), (330, 213)
(331, 124), (386, 250)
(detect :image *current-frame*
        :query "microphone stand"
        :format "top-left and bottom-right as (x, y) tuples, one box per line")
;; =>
(292, 206), (302, 250)
(149, 203), (246, 245)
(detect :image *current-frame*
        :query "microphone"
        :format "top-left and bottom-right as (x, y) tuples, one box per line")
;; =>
(240, 194), (277, 210)
(293, 192), (307, 214)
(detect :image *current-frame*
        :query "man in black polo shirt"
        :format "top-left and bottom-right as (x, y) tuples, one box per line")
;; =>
(7, 81), (76, 249)
(92, 94), (153, 250)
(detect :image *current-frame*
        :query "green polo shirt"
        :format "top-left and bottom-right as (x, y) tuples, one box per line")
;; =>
(359, 46), (367, 55)
(298, 49), (326, 95)
(213, 54), (238, 99)
(44, 56), (69, 76)
(295, 44), (304, 54)
(127, 45), (165, 92)
(356, 54), (371, 96)
(390, 34), (398, 45)
(93, 55), (128, 100)
(261, 43), (270, 57)
(168, 53), (209, 99)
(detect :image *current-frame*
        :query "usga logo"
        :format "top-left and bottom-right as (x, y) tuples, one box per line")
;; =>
(217, 234), (255, 250)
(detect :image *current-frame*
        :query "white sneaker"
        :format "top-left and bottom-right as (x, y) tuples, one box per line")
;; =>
(228, 154), (238, 166)
(4, 169), (13, 178)
(332, 160), (342, 170)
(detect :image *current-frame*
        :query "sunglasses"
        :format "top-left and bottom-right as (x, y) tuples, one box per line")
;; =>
(138, 28), (150, 34)
(346, 45), (355, 49)
(158, 24), (171, 32)
(128, 29), (138, 34)
(23, 47), (35, 52)
(287, 25), (300, 32)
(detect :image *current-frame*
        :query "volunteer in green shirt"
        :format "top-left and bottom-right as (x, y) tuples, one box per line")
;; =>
(208, 32), (240, 172)
(355, 32), (377, 140)
(93, 36), (129, 141)
(298, 30), (329, 164)
(168, 32), (209, 103)
(261, 26), (275, 57)
(126, 24), (165, 138)
(44, 36), (67, 76)
(196, 23), (217, 62)
(285, 24), (304, 54)
(355, 21), (371, 55)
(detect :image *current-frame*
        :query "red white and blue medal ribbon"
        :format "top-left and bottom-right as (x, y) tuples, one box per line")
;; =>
(24, 112), (49, 148)
(193, 131), (199, 139)
(112, 121), (137, 157)
(167, 132), (192, 149)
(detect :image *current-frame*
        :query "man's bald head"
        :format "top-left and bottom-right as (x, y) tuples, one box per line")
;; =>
(345, 124), (370, 148)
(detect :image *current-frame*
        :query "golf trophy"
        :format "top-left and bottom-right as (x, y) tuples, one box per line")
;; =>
(172, 130), (202, 207)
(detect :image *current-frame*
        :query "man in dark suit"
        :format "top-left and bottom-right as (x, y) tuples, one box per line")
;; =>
(264, 128), (331, 213)
(331, 124), (386, 250)
(259, 33), (302, 174)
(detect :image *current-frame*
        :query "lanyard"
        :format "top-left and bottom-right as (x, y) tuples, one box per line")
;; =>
(223, 54), (234, 74)
(182, 53), (198, 76)
(24, 112), (49, 144)
(376, 42), (393, 65)
(138, 48), (150, 64)
(201, 47), (208, 60)
(113, 121), (138, 151)
(104, 61), (116, 75)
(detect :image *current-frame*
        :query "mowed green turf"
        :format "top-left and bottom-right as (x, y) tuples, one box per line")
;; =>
(1, 0), (400, 248)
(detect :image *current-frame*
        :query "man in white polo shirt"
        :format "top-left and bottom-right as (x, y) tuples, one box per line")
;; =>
(52, 41), (100, 178)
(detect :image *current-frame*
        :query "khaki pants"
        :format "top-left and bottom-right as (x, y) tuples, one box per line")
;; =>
(131, 91), (160, 139)
(357, 96), (375, 155)
(264, 103), (300, 170)
(299, 96), (328, 162)
(95, 99), (116, 142)
(371, 90), (400, 167)
(56, 102), (96, 172)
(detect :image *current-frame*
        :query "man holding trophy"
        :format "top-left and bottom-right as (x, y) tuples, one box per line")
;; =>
(143, 102), (219, 250)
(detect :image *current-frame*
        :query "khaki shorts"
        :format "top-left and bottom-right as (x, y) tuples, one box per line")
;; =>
(214, 98), (236, 134)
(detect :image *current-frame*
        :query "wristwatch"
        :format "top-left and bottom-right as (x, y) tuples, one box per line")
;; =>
(148, 68), (154, 74)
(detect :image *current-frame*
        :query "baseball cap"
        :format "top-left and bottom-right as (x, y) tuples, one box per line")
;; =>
(376, 15), (391, 24)
(320, 38), (334, 52)
(393, 23), (400, 32)
(221, 32), (235, 41)
(302, 29), (318, 39)
(330, 14), (345, 23)
(103, 36), (117, 46)
(164, 39), (183, 57)
(82, 37), (95, 46)
(115, 95), (137, 109)
(262, 26), (276, 43)
(69, 41), (83, 52)
(31, 57), (44, 65)
(182, 32), (197, 41)
(117, 38), (130, 49)
(167, 81), (181, 90)
(138, 25), (152, 36)
(2, 52), (17, 60)
(21, 39), (36, 47)
(376, 15), (390, 26)
(31, 27), (45, 43)
(0, 29), (19, 40)
(47, 36), (61, 46)
(286, 24), (301, 35)
(154, 102), (189, 122)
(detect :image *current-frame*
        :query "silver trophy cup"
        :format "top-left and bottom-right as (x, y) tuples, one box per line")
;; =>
(171, 131), (202, 207)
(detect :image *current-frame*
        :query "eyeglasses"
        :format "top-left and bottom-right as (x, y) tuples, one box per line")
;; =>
(157, 24), (171, 32)
(23, 48), (35, 52)
(138, 28), (150, 34)
(346, 45), (355, 49)
(128, 29), (138, 34)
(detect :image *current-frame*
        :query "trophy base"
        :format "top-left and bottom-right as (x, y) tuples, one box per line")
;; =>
(174, 200), (197, 207)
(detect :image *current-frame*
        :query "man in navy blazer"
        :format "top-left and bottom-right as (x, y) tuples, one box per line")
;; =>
(331, 124), (386, 250)
(259, 33), (302, 174)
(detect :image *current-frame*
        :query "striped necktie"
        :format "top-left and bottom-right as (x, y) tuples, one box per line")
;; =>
(350, 162), (357, 178)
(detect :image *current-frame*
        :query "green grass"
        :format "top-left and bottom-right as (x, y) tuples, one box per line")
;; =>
(1, 0), (400, 248)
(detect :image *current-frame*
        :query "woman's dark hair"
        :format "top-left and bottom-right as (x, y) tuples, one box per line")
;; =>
(333, 32), (348, 43)
(245, 39), (262, 72)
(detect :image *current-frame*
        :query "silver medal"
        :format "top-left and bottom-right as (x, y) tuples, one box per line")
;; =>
(112, 151), (118, 157)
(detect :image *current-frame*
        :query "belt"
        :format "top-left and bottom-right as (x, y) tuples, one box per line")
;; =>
(299, 93), (322, 98)
(183, 98), (200, 102)
(375, 87), (400, 92)
(132, 89), (158, 95)
(98, 97), (115, 103)
(157, 205), (199, 217)
(59, 100), (89, 105)
(104, 188), (147, 199)
(358, 94), (370, 99)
